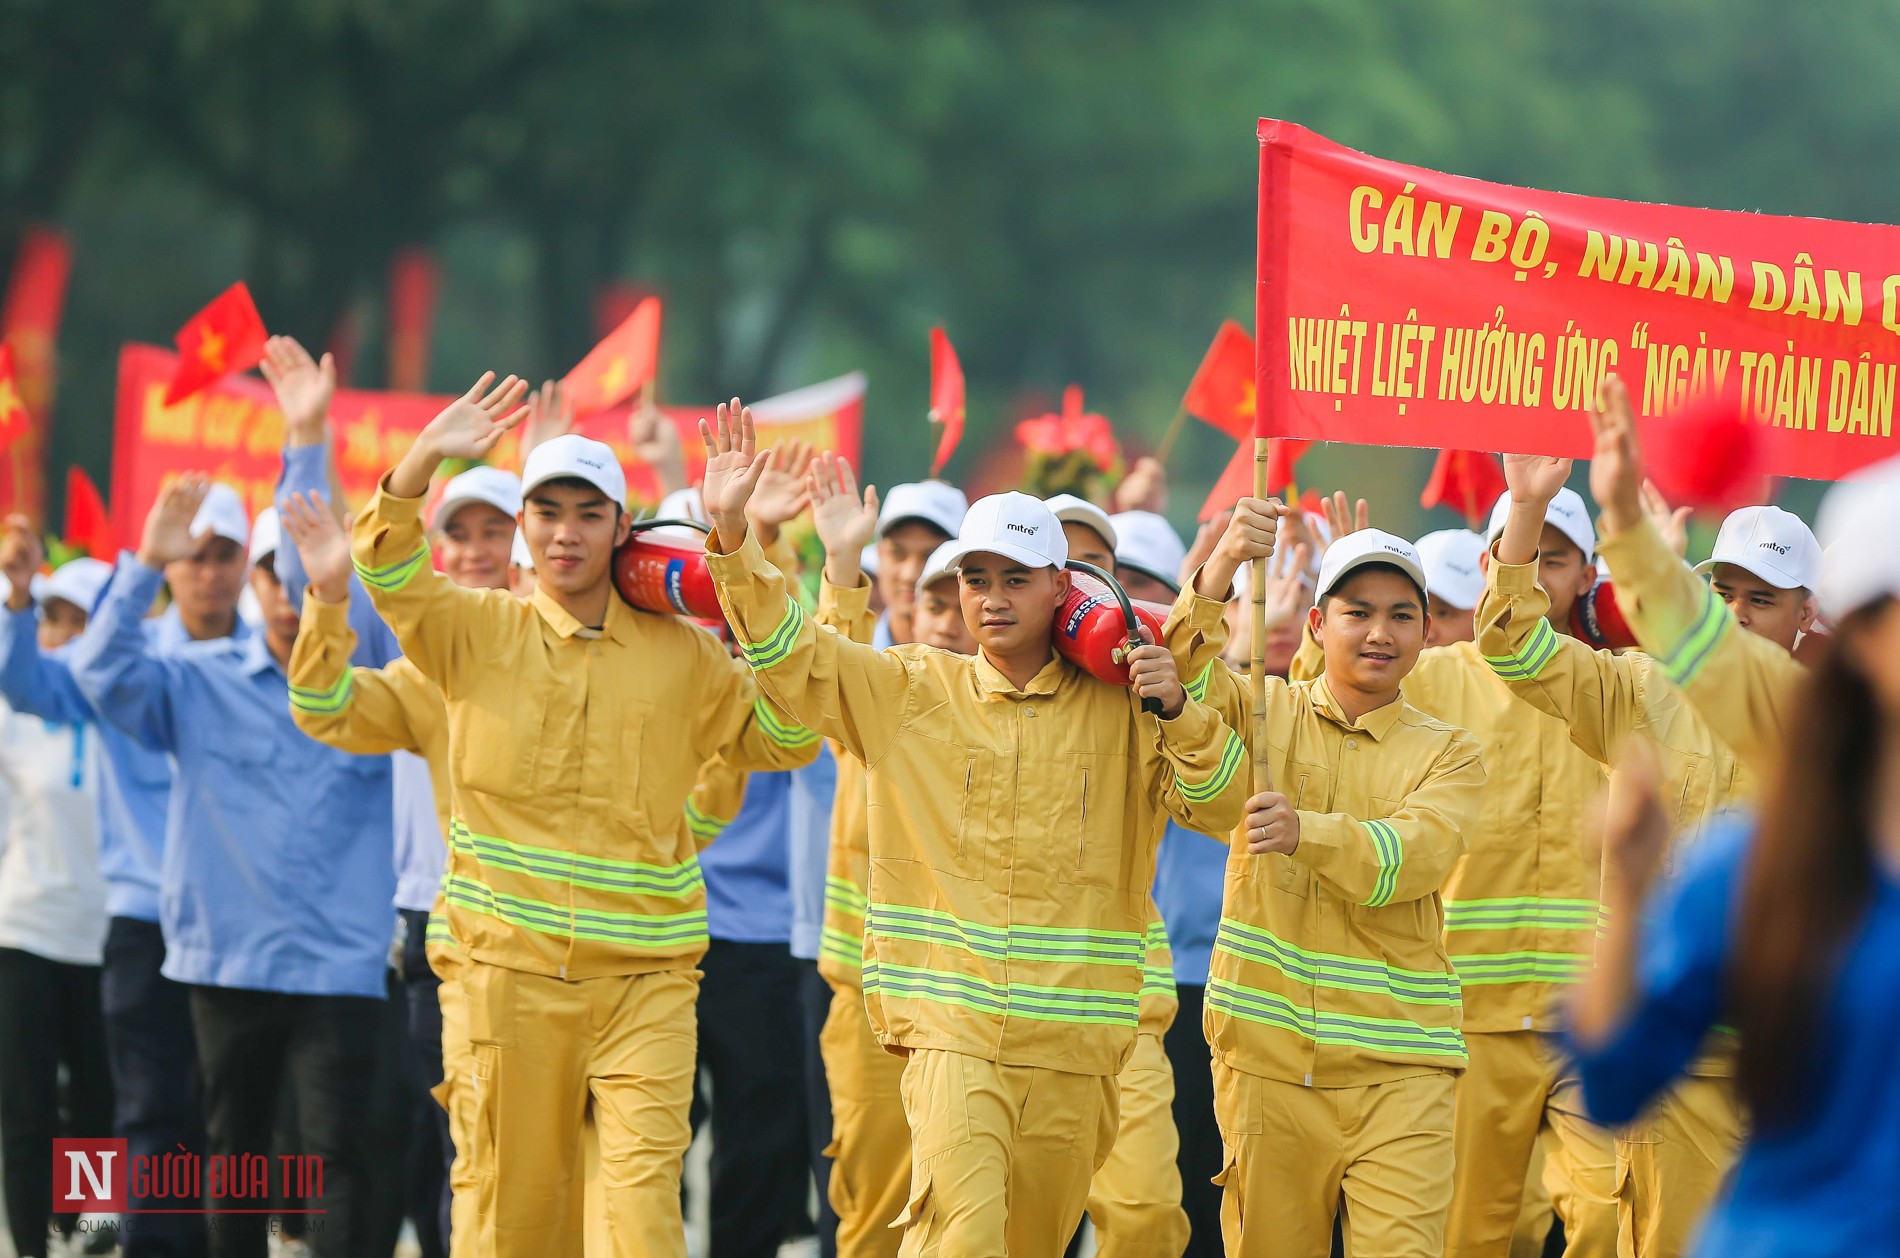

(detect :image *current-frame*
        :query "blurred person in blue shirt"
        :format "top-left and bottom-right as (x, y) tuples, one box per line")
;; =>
(0, 489), (251, 1258)
(71, 477), (395, 1258)
(1567, 465), (1900, 1258)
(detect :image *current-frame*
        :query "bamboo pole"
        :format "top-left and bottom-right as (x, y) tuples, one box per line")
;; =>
(1150, 404), (1192, 466)
(1249, 436), (1271, 794)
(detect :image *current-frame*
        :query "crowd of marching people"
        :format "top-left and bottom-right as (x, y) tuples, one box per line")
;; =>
(0, 332), (1895, 1258)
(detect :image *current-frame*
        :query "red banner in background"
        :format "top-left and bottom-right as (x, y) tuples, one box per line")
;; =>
(111, 345), (865, 542)
(386, 249), (441, 392)
(1, 227), (73, 520)
(1255, 120), (1900, 481)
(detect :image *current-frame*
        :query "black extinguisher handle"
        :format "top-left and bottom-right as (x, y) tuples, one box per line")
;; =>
(1065, 560), (1164, 716)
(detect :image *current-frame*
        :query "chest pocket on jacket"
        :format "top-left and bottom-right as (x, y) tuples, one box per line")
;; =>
(1268, 762), (1329, 899)
(936, 749), (995, 882)
(1060, 751), (1132, 890)
(458, 691), (548, 803)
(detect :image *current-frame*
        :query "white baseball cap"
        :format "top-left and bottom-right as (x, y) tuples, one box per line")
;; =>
(941, 492), (1068, 572)
(521, 434), (627, 511)
(248, 507), (281, 568)
(1485, 488), (1595, 559)
(645, 487), (711, 545)
(1816, 455), (1900, 620)
(433, 466), (522, 531)
(1694, 505), (1822, 591)
(1414, 529), (1487, 610)
(916, 540), (962, 596)
(40, 557), (112, 614)
(190, 483), (249, 549)
(877, 481), (967, 541)
(1314, 529), (1429, 608)
(510, 530), (533, 571)
(1045, 494), (1117, 551)
(1110, 511), (1186, 593)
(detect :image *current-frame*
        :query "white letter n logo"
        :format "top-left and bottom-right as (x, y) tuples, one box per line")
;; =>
(66, 1150), (115, 1202)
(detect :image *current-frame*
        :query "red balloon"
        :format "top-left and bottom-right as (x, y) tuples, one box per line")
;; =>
(1642, 398), (1772, 513)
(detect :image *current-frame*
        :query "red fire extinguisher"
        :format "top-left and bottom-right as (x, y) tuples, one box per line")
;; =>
(613, 519), (726, 620)
(1055, 562), (1169, 713)
(1569, 579), (1636, 651)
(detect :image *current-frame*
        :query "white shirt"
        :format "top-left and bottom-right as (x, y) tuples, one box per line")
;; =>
(0, 698), (107, 964)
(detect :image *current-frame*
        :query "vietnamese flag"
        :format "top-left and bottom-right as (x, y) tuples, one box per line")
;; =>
(1199, 436), (1308, 521)
(164, 283), (267, 405)
(565, 296), (661, 416)
(63, 465), (114, 559)
(1419, 449), (1508, 529)
(1183, 321), (1256, 440)
(928, 327), (966, 476)
(0, 344), (27, 455)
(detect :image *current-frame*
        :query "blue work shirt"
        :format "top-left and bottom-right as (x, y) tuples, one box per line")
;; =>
(0, 602), (249, 922)
(787, 745), (838, 961)
(1565, 815), (1900, 1258)
(1152, 820), (1228, 987)
(701, 770), (792, 945)
(70, 555), (396, 998)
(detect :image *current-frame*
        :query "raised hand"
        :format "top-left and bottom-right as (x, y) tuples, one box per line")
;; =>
(260, 336), (337, 447)
(280, 491), (351, 604)
(1588, 376), (1647, 537)
(810, 453), (880, 586)
(1196, 496), (1287, 599)
(138, 476), (212, 569)
(1641, 479), (1692, 558)
(1113, 456), (1167, 514)
(1321, 491), (1370, 542)
(748, 438), (815, 534)
(630, 396), (687, 497)
(1, 514), (44, 612)
(698, 399), (772, 548)
(426, 373), (530, 462)
(519, 379), (576, 468)
(1261, 541), (1315, 631)
(1503, 452), (1574, 508)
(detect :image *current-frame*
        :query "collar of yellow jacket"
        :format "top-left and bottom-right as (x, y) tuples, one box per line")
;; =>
(530, 585), (637, 645)
(1309, 675), (1405, 742)
(971, 648), (1067, 698)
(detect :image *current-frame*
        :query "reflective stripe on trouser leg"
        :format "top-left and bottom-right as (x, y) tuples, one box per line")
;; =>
(894, 1049), (1118, 1258)
(820, 982), (910, 1258)
(1087, 1031), (1189, 1258)
(1613, 1074), (1744, 1258)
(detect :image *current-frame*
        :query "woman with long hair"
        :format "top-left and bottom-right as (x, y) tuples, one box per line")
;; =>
(1567, 467), (1900, 1257)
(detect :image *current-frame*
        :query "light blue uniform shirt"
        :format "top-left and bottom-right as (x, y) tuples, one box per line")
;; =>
(1152, 820), (1227, 987)
(71, 555), (395, 997)
(787, 745), (838, 961)
(0, 602), (249, 922)
(701, 770), (793, 945)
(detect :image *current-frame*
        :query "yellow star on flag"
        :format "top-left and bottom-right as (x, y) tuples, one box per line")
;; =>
(599, 355), (630, 399)
(197, 325), (228, 373)
(1237, 381), (1256, 422)
(0, 378), (21, 429)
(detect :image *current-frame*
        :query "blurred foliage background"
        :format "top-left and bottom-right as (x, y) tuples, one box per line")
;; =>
(5, 0), (1893, 535)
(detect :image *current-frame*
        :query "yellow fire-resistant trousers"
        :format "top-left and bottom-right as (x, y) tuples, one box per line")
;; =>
(1212, 1060), (1455, 1258)
(463, 960), (699, 1258)
(1086, 1031), (1189, 1258)
(820, 983), (911, 1258)
(1614, 1075), (1743, 1258)
(1446, 1031), (1616, 1258)
(894, 1048), (1119, 1258)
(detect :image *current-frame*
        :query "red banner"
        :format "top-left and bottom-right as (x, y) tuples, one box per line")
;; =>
(386, 249), (440, 392)
(1255, 120), (1900, 481)
(110, 346), (864, 543)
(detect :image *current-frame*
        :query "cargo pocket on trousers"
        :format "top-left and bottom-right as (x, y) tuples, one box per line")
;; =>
(890, 1170), (931, 1233)
(471, 1042), (500, 1185)
(1212, 1146), (1243, 1233)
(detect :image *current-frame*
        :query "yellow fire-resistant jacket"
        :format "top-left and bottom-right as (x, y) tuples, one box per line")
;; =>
(811, 576), (1181, 1033)
(1288, 631), (1606, 1034)
(348, 479), (818, 981)
(1476, 550), (1755, 1077)
(707, 530), (1247, 1076)
(1594, 516), (1806, 782)
(1164, 586), (1486, 1086)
